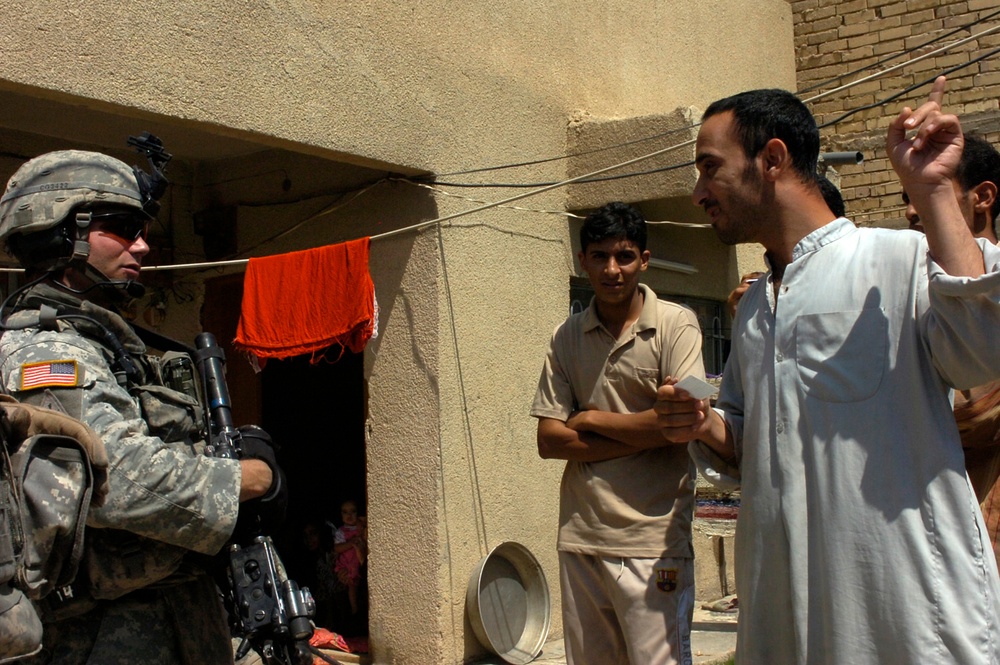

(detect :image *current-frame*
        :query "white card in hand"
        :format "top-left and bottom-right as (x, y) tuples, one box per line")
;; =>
(674, 375), (719, 400)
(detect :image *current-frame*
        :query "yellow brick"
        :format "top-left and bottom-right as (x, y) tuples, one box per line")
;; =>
(839, 22), (869, 38)
(974, 72), (1000, 87)
(838, 0), (867, 13)
(935, 3), (971, 18)
(804, 5), (839, 20)
(942, 15), (976, 29)
(819, 37), (851, 53)
(873, 39), (905, 55)
(877, 2), (909, 18)
(906, 0), (948, 9)
(842, 8), (877, 24)
(845, 46), (876, 62)
(900, 10), (937, 26)
(807, 28), (841, 46)
(848, 32), (880, 48)
(878, 25), (912, 41)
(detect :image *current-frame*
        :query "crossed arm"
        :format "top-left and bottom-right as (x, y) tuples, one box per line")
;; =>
(536, 407), (668, 462)
(536, 314), (706, 462)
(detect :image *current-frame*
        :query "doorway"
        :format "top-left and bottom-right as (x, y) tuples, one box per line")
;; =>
(202, 273), (369, 639)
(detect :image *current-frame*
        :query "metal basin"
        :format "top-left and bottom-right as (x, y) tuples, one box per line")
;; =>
(466, 541), (551, 664)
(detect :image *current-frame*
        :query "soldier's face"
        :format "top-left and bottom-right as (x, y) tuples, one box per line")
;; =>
(86, 208), (151, 281)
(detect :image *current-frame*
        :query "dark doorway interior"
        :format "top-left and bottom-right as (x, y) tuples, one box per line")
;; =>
(261, 351), (369, 638)
(203, 273), (367, 521)
(260, 351), (366, 525)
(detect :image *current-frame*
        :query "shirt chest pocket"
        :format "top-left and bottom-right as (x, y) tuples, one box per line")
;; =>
(794, 308), (888, 403)
(632, 367), (661, 401)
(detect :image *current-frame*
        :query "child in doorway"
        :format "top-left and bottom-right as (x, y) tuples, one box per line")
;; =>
(333, 499), (367, 615)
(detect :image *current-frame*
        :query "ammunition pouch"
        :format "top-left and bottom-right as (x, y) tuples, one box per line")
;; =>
(137, 385), (204, 445)
(0, 584), (42, 663)
(0, 396), (107, 661)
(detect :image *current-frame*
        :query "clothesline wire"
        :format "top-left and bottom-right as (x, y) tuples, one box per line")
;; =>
(421, 124), (695, 180)
(342, 134), (700, 244)
(132, 133), (693, 272)
(224, 180), (387, 260)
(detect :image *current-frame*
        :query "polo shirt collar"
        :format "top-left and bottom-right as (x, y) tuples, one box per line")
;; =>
(581, 283), (659, 334)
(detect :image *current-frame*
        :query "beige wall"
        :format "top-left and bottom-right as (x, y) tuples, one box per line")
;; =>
(0, 1), (796, 662)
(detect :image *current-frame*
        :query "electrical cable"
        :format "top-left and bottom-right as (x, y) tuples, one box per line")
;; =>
(397, 178), (711, 228)
(422, 124), (697, 179)
(805, 22), (1000, 106)
(798, 7), (1000, 95)
(818, 44), (1000, 129)
(436, 224), (489, 556)
(409, 12), (1000, 182)
(428, 159), (695, 188)
(403, 23), (1000, 190)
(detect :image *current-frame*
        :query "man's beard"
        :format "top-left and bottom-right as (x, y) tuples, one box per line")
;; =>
(714, 163), (764, 246)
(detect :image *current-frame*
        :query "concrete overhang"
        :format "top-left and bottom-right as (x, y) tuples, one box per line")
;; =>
(0, 80), (427, 176)
(565, 107), (700, 211)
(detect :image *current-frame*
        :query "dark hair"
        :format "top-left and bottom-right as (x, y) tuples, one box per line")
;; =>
(817, 176), (846, 217)
(957, 135), (1000, 222)
(579, 201), (647, 252)
(703, 89), (820, 183)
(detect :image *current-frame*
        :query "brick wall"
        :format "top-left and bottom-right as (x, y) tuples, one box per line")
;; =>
(791, 0), (1000, 227)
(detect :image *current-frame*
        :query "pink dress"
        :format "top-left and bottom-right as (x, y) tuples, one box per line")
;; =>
(334, 524), (363, 584)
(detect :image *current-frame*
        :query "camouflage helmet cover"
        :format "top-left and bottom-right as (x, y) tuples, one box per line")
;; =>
(0, 150), (145, 245)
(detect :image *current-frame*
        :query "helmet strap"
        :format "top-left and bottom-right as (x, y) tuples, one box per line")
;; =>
(61, 211), (144, 303)
(71, 211), (92, 263)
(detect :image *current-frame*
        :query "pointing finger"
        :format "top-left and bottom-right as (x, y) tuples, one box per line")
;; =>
(928, 75), (946, 107)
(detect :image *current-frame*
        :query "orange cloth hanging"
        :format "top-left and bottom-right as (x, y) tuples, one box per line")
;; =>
(234, 238), (377, 364)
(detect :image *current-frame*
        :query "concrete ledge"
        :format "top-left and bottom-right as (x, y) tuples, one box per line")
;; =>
(565, 107), (699, 211)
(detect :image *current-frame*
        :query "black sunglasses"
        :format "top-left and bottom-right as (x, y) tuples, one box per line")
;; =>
(89, 211), (151, 242)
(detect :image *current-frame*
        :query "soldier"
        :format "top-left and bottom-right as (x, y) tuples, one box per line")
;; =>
(0, 143), (283, 664)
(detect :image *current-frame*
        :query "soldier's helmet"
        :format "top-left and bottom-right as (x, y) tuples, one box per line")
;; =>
(0, 151), (148, 269)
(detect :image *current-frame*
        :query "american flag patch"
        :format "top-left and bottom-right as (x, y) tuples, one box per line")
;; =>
(21, 360), (79, 390)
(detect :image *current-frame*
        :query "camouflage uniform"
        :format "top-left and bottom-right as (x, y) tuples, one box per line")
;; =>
(0, 282), (241, 665)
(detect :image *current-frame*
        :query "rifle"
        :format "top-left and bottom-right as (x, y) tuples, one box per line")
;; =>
(194, 332), (342, 665)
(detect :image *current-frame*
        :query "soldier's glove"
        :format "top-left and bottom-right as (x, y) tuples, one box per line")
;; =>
(235, 425), (288, 537)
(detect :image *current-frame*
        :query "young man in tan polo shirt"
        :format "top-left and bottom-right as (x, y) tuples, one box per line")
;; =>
(531, 201), (706, 665)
